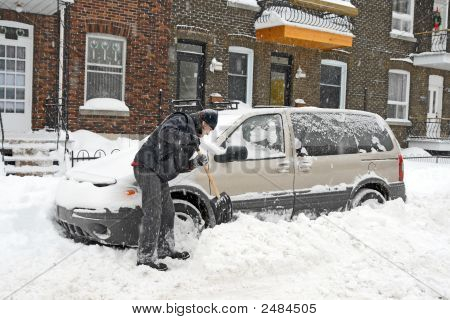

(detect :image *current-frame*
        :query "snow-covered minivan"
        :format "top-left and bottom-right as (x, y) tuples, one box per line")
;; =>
(55, 107), (406, 246)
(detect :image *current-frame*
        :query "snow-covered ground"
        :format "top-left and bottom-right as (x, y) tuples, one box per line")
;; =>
(0, 159), (449, 299)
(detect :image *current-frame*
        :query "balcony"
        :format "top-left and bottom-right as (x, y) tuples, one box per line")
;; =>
(255, 0), (355, 50)
(0, 0), (73, 15)
(413, 30), (450, 71)
(407, 117), (450, 154)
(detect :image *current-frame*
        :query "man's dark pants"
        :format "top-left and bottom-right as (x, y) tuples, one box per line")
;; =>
(133, 166), (175, 265)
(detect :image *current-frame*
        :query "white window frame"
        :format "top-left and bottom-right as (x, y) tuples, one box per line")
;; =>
(228, 46), (254, 106)
(391, 0), (415, 36)
(0, 20), (34, 133)
(320, 59), (347, 109)
(84, 33), (127, 102)
(387, 69), (410, 121)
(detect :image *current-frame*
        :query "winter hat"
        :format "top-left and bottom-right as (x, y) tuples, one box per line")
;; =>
(200, 109), (218, 130)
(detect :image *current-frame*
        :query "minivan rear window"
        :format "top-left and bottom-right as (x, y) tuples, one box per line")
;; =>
(291, 112), (394, 156)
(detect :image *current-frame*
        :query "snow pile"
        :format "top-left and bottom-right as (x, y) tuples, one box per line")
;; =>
(79, 98), (129, 112)
(1, 160), (450, 299)
(69, 130), (138, 163)
(402, 147), (431, 157)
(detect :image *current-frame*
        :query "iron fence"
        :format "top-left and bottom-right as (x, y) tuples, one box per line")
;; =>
(70, 149), (121, 167)
(408, 118), (450, 140)
(403, 156), (450, 164)
(415, 30), (450, 53)
(169, 99), (239, 114)
(256, 0), (353, 34)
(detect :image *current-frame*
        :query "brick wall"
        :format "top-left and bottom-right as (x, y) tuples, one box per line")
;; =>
(66, 0), (172, 135)
(323, 0), (450, 147)
(169, 0), (321, 107)
(0, 9), (59, 129)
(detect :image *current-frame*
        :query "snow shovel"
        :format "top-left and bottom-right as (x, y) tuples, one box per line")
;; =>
(199, 152), (233, 225)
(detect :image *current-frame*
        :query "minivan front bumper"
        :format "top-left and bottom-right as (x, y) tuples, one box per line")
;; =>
(56, 205), (142, 247)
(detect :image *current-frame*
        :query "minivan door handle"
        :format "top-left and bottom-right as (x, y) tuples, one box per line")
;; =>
(277, 161), (290, 173)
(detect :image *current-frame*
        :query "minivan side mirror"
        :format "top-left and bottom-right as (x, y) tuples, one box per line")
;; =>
(214, 146), (248, 163)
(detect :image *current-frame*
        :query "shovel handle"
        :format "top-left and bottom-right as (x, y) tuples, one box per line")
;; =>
(197, 150), (221, 198)
(203, 165), (221, 198)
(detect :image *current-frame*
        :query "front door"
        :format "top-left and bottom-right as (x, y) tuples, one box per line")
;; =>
(176, 41), (205, 104)
(270, 54), (291, 106)
(427, 75), (444, 138)
(432, 0), (449, 51)
(0, 21), (33, 133)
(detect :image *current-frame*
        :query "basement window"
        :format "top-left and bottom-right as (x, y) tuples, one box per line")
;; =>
(85, 34), (126, 102)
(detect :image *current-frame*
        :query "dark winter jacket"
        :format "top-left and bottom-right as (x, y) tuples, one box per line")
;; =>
(133, 112), (201, 182)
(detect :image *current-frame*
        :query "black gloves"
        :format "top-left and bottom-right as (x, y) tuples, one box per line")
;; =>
(190, 154), (208, 168)
(189, 135), (201, 148)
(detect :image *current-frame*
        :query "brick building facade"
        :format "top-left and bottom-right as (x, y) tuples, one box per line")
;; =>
(169, 0), (450, 148)
(1, 0), (449, 149)
(1, 0), (172, 137)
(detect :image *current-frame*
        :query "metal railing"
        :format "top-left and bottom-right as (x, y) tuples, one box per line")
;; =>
(0, 110), (4, 165)
(44, 97), (70, 152)
(70, 148), (121, 167)
(404, 156), (450, 164)
(256, 0), (353, 34)
(415, 29), (450, 53)
(169, 99), (239, 114)
(408, 117), (450, 140)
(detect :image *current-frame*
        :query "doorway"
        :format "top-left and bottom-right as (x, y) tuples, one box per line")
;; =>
(270, 54), (292, 106)
(427, 75), (444, 138)
(0, 21), (33, 133)
(432, 0), (449, 51)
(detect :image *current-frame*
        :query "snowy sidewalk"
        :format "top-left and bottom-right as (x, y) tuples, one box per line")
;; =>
(0, 160), (449, 299)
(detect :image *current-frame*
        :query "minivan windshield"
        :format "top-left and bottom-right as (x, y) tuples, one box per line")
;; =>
(291, 112), (394, 156)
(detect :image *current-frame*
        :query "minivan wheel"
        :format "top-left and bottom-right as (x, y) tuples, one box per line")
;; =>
(173, 199), (205, 238)
(351, 188), (386, 209)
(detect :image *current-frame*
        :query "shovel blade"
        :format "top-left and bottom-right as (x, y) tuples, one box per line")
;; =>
(210, 192), (233, 225)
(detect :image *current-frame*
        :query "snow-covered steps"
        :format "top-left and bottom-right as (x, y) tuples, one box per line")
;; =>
(0, 131), (71, 176)
(4, 165), (61, 177)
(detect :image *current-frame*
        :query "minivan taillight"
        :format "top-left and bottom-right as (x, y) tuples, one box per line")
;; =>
(398, 154), (404, 182)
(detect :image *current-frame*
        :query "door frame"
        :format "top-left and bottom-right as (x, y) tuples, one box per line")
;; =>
(427, 75), (444, 138)
(176, 40), (205, 104)
(0, 20), (33, 133)
(432, 0), (449, 51)
(270, 53), (292, 106)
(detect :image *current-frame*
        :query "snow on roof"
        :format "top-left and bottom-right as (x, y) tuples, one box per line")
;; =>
(80, 98), (129, 112)
(255, 7), (354, 37)
(227, 0), (260, 11)
(322, 0), (355, 8)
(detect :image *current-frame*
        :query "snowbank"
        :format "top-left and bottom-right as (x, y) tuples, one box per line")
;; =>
(1, 161), (450, 299)
(69, 130), (138, 160)
(402, 147), (431, 157)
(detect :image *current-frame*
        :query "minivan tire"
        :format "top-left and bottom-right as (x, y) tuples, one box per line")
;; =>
(173, 199), (205, 237)
(351, 188), (386, 209)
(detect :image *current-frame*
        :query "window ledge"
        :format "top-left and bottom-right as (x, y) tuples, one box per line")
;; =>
(386, 118), (412, 126)
(227, 0), (261, 12)
(79, 109), (130, 117)
(390, 31), (417, 43)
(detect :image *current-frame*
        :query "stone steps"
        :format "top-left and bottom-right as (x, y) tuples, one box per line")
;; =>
(0, 133), (71, 176)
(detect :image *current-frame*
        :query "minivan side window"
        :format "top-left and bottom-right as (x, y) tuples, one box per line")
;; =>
(226, 114), (285, 160)
(290, 112), (394, 157)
